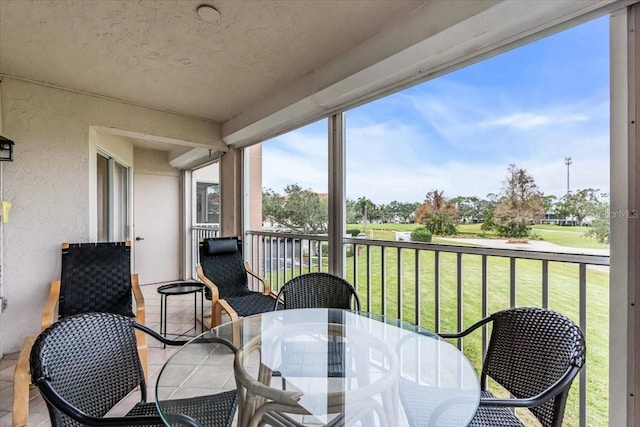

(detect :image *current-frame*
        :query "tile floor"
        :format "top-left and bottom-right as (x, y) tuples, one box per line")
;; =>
(0, 282), (210, 427)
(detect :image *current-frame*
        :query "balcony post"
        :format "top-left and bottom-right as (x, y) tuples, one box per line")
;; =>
(220, 147), (242, 237)
(328, 113), (346, 276)
(610, 4), (638, 425)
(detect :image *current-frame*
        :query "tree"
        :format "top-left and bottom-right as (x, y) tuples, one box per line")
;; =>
(540, 194), (558, 223)
(262, 184), (328, 233)
(356, 197), (375, 231)
(414, 189), (458, 236)
(585, 201), (610, 244)
(372, 204), (390, 223)
(387, 200), (419, 223)
(451, 196), (483, 223)
(480, 193), (500, 231)
(557, 188), (600, 226)
(345, 198), (358, 224)
(493, 164), (544, 238)
(262, 188), (284, 225)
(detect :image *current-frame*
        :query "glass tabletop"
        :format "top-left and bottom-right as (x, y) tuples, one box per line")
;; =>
(155, 308), (479, 426)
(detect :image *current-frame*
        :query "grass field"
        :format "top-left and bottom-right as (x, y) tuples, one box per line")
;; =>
(268, 251), (607, 426)
(269, 223), (610, 425)
(343, 247), (607, 426)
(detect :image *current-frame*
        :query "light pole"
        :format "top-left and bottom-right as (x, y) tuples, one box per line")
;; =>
(565, 157), (572, 195)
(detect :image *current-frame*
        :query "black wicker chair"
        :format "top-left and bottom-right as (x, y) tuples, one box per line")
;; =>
(13, 241), (147, 427)
(272, 272), (361, 387)
(400, 307), (586, 427)
(196, 236), (280, 328)
(56, 242), (141, 319)
(273, 272), (361, 311)
(30, 312), (237, 427)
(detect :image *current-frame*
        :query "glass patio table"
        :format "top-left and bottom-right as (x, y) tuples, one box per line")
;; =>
(155, 308), (480, 427)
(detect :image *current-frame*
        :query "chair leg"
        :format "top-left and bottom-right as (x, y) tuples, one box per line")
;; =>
(12, 336), (36, 427)
(197, 313), (212, 330)
(213, 303), (223, 328)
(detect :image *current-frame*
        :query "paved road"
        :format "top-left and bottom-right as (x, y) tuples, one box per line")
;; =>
(436, 237), (609, 256)
(436, 237), (610, 272)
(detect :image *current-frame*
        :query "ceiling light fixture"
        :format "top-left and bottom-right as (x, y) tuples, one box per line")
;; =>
(197, 4), (221, 24)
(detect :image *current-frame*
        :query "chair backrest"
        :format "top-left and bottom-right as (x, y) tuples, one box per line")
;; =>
(199, 237), (250, 298)
(58, 242), (134, 318)
(30, 312), (145, 426)
(482, 307), (586, 427)
(274, 272), (361, 310)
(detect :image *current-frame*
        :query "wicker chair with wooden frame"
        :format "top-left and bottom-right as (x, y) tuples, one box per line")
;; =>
(12, 241), (146, 427)
(196, 236), (280, 329)
(30, 312), (237, 427)
(400, 306), (586, 427)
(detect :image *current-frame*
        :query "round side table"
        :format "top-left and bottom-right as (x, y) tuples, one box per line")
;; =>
(157, 282), (205, 342)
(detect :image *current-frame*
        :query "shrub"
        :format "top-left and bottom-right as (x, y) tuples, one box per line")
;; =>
(346, 244), (354, 257)
(411, 227), (432, 243)
(481, 219), (496, 231)
(320, 242), (329, 254)
(496, 223), (530, 238)
(346, 228), (361, 236)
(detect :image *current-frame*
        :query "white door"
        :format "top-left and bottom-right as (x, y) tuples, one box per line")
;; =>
(133, 173), (180, 284)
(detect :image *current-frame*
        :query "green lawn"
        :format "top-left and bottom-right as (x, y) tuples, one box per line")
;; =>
(266, 224), (609, 426)
(271, 226), (609, 426)
(342, 248), (607, 426)
(529, 224), (609, 249)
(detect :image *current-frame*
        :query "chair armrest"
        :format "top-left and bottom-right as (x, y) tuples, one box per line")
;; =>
(197, 265), (226, 327)
(130, 273), (145, 325)
(14, 336), (34, 383)
(196, 265), (220, 301)
(12, 336), (36, 427)
(244, 261), (271, 294)
(35, 380), (165, 426)
(218, 298), (239, 322)
(41, 280), (60, 330)
(480, 365), (582, 408)
(437, 315), (493, 339)
(133, 322), (189, 346)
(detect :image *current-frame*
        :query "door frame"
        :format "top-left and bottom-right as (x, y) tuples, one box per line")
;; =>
(132, 172), (182, 284)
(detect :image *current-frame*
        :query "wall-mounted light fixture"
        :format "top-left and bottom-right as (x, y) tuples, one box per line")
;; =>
(0, 135), (14, 161)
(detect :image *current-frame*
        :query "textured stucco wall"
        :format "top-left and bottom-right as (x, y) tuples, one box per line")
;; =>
(134, 147), (180, 176)
(93, 128), (134, 165)
(0, 78), (219, 353)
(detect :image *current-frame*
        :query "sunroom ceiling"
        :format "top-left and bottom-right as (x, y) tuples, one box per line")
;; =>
(0, 0), (629, 154)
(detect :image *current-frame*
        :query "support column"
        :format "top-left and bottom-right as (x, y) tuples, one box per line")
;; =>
(328, 113), (346, 276)
(246, 144), (263, 231)
(630, 6), (640, 425)
(220, 148), (242, 237)
(610, 4), (638, 425)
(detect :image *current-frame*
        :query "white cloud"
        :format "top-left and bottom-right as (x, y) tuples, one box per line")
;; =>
(262, 130), (329, 193)
(263, 110), (610, 204)
(484, 112), (588, 130)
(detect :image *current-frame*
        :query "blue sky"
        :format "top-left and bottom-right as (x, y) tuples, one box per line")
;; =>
(263, 16), (609, 205)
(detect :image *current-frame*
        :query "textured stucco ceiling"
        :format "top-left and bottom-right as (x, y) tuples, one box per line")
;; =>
(0, 0), (427, 124)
